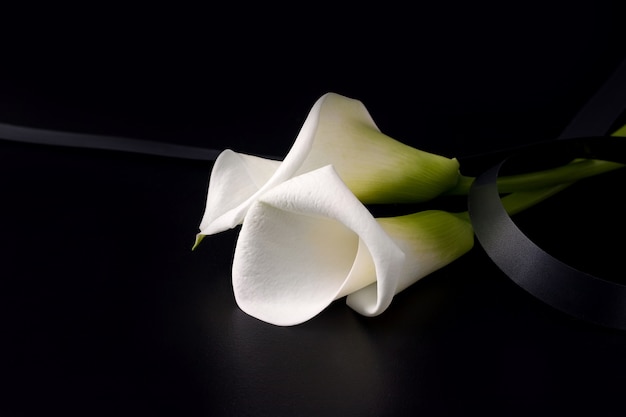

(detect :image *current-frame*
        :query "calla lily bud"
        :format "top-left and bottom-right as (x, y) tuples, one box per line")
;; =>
(197, 92), (460, 237)
(231, 165), (472, 326)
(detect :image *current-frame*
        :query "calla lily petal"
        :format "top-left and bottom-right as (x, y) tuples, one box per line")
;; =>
(347, 212), (473, 315)
(199, 150), (282, 235)
(232, 165), (405, 326)
(295, 93), (460, 203)
(197, 97), (325, 235)
(197, 93), (460, 236)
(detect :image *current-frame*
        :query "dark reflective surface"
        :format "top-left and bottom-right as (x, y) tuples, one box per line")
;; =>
(2, 4), (626, 416)
(2, 127), (626, 417)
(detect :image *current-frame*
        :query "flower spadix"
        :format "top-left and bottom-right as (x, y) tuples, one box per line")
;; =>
(232, 165), (474, 326)
(197, 93), (460, 238)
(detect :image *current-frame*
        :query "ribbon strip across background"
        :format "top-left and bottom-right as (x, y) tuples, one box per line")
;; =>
(0, 122), (222, 162)
(1, 58), (625, 330)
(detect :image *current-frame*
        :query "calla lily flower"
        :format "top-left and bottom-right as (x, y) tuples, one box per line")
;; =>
(197, 93), (460, 238)
(232, 165), (474, 326)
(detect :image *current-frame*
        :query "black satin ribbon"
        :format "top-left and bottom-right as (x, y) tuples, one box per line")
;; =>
(0, 122), (221, 161)
(558, 57), (626, 139)
(468, 138), (626, 330)
(469, 57), (626, 330)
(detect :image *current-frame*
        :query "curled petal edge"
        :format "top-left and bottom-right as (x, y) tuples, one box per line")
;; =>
(232, 165), (405, 326)
(198, 95), (327, 235)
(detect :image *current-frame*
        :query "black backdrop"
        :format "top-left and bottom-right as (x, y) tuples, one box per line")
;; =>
(1, 3), (626, 416)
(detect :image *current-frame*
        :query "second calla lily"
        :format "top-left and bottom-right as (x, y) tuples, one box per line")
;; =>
(232, 165), (474, 326)
(197, 93), (460, 238)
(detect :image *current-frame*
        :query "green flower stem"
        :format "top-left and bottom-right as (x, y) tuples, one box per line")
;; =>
(454, 183), (573, 225)
(446, 159), (623, 196)
(447, 126), (626, 196)
(498, 183), (573, 216)
(613, 125), (626, 136)
(451, 130), (626, 223)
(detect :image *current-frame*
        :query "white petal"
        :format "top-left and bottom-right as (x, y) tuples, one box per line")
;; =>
(232, 166), (405, 326)
(198, 150), (281, 235)
(345, 211), (473, 315)
(298, 93), (461, 203)
(198, 93), (461, 237)
(197, 94), (329, 235)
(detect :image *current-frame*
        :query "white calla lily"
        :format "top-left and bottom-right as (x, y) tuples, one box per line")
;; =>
(232, 165), (474, 326)
(197, 92), (460, 238)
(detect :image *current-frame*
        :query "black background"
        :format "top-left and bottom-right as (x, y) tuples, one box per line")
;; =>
(1, 2), (626, 416)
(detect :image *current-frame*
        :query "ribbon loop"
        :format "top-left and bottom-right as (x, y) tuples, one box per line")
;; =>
(468, 137), (626, 330)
